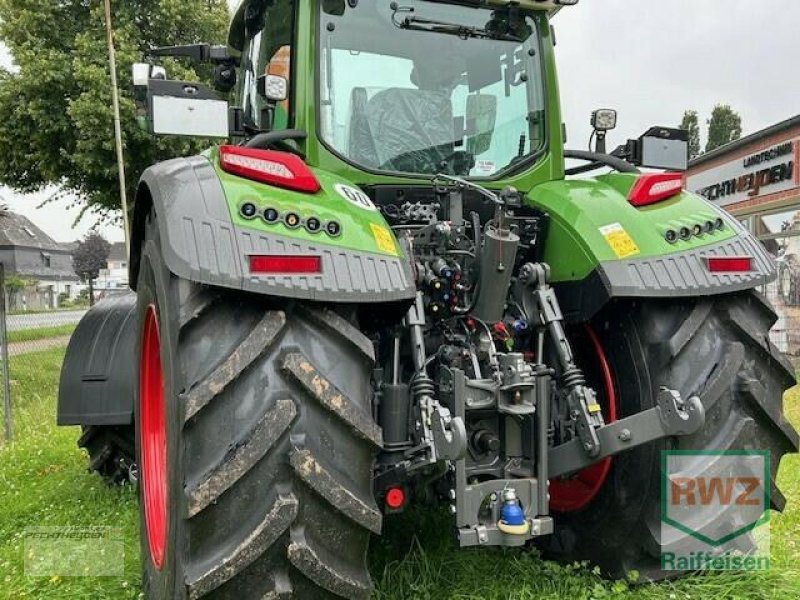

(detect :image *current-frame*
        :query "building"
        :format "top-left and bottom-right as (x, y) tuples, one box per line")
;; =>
(97, 241), (129, 290)
(685, 115), (800, 240)
(0, 207), (81, 309)
(685, 116), (800, 353)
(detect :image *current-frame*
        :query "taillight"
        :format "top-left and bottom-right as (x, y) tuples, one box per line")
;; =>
(249, 255), (322, 274)
(219, 145), (320, 193)
(385, 487), (406, 510)
(705, 256), (753, 273)
(628, 173), (683, 207)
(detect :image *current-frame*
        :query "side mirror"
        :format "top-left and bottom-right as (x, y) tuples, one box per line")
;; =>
(133, 65), (229, 138)
(628, 126), (688, 171)
(465, 94), (497, 157)
(149, 81), (230, 138)
(132, 52), (237, 139)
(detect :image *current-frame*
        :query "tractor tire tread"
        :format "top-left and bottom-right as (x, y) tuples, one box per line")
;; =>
(545, 291), (798, 581)
(168, 294), (379, 599)
(182, 310), (287, 422)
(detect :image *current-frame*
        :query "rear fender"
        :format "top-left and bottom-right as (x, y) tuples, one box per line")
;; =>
(530, 174), (775, 320)
(130, 152), (416, 303)
(57, 292), (138, 426)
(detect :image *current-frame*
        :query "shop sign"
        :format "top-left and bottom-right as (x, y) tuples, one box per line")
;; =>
(687, 140), (798, 207)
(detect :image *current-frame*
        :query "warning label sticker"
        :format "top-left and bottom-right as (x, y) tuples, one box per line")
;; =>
(599, 222), (640, 259)
(370, 222), (398, 256)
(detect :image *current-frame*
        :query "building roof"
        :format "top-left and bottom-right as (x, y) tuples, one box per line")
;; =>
(0, 208), (68, 252)
(107, 241), (127, 262)
(689, 114), (800, 169)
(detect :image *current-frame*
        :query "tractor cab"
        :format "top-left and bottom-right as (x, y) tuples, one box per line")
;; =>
(238, 0), (549, 178)
(135, 0), (568, 188)
(134, 0), (685, 190)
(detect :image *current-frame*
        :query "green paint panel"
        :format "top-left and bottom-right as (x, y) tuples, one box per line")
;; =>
(529, 173), (737, 281)
(209, 148), (401, 257)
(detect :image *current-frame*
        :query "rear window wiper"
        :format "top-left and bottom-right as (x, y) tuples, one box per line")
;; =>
(389, 2), (524, 42)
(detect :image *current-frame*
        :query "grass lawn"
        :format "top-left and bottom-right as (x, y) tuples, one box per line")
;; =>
(6, 324), (77, 344)
(0, 348), (139, 599)
(0, 348), (798, 599)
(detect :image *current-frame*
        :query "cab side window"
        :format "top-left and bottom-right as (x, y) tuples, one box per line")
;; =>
(239, 0), (295, 130)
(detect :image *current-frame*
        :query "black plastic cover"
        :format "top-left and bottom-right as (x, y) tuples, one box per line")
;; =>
(57, 292), (138, 426)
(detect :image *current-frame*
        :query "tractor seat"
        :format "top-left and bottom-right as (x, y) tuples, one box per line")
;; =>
(349, 87), (455, 173)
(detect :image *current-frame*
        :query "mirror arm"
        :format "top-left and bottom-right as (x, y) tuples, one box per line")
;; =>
(148, 44), (232, 65)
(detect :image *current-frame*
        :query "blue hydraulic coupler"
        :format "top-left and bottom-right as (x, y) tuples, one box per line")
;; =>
(498, 488), (530, 535)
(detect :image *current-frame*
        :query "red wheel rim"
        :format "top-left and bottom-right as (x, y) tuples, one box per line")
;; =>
(549, 324), (617, 512)
(140, 304), (167, 570)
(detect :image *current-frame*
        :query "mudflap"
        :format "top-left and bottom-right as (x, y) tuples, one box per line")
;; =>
(57, 291), (138, 426)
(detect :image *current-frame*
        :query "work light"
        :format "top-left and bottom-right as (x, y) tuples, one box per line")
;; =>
(591, 109), (618, 132)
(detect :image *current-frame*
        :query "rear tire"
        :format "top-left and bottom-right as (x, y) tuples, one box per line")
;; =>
(546, 292), (798, 580)
(135, 210), (382, 599)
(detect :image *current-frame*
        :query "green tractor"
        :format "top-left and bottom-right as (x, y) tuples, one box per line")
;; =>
(57, 0), (797, 597)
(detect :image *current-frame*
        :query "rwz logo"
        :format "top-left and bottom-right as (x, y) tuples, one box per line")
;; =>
(669, 475), (761, 507)
(660, 450), (771, 570)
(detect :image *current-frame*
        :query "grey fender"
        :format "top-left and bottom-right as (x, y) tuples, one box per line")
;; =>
(57, 291), (138, 426)
(554, 231), (776, 322)
(130, 155), (416, 302)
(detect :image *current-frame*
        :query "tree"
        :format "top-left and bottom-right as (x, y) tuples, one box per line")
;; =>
(679, 110), (701, 160)
(705, 104), (743, 153)
(4, 273), (31, 312)
(73, 233), (111, 306)
(0, 0), (229, 218)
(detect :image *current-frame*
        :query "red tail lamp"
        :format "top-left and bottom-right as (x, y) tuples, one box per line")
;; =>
(705, 256), (753, 273)
(628, 173), (684, 207)
(219, 145), (320, 193)
(249, 255), (322, 274)
(385, 487), (406, 510)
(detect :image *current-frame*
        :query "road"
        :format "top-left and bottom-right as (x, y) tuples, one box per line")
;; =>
(6, 310), (87, 332)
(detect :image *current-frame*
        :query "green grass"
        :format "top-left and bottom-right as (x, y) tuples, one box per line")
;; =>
(0, 350), (798, 599)
(6, 324), (77, 344)
(0, 349), (140, 599)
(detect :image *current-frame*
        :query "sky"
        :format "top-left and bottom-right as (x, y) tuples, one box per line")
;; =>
(2, 0), (800, 243)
